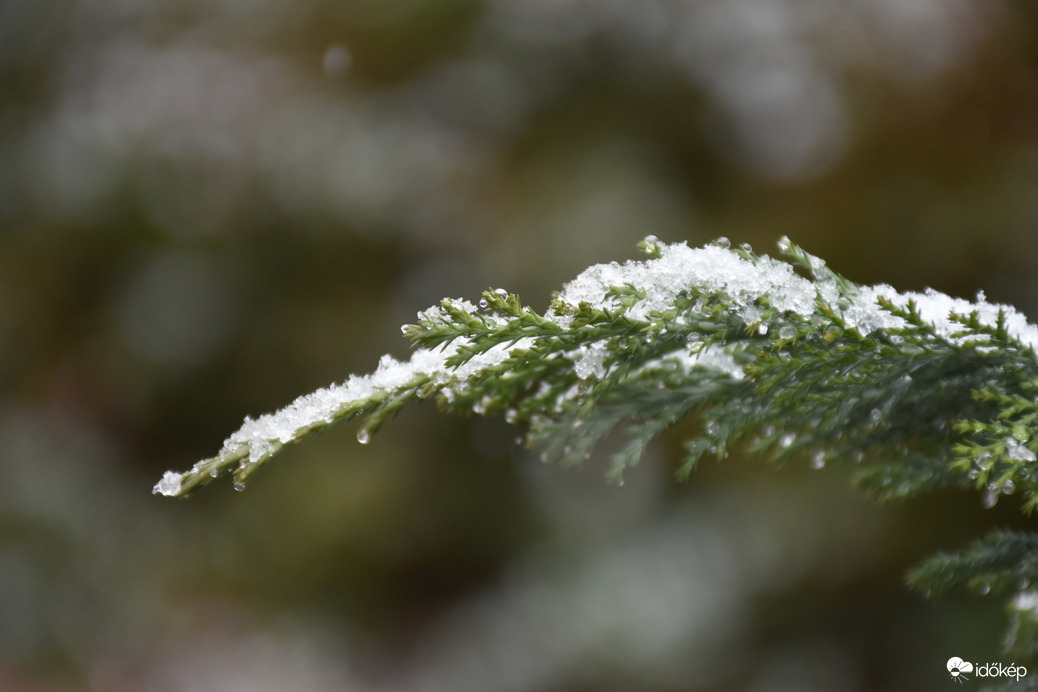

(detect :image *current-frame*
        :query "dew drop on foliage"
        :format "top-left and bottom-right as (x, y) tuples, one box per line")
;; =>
(479, 298), (488, 309)
(715, 236), (731, 249)
(705, 420), (719, 435)
(779, 432), (795, 448)
(982, 484), (999, 509)
(356, 429), (371, 445)
(233, 481), (246, 492)
(811, 450), (826, 469)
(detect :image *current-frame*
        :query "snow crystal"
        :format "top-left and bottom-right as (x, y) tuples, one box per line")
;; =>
(220, 345), (459, 463)
(555, 242), (818, 323)
(1007, 438), (1037, 462)
(210, 334), (541, 466)
(574, 342), (608, 379)
(842, 284), (1038, 350)
(662, 345), (745, 381)
(554, 239), (1038, 352)
(152, 470), (183, 497)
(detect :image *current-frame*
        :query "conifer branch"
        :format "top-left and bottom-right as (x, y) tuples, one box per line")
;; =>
(154, 236), (1038, 659)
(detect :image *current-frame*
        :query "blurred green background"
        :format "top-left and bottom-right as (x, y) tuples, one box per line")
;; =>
(3, 1), (1038, 690)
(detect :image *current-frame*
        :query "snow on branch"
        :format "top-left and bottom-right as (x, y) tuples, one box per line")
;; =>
(155, 235), (1038, 664)
(155, 236), (1038, 502)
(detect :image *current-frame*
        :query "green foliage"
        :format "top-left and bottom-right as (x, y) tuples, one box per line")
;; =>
(157, 236), (1038, 661)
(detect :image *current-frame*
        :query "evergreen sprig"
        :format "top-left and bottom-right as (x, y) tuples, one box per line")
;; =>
(154, 236), (1038, 660)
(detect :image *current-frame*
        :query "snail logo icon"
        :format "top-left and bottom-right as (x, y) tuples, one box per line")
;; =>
(947, 657), (973, 683)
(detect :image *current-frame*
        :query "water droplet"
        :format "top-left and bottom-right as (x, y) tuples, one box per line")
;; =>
(1003, 480), (1016, 495)
(400, 324), (410, 335)
(233, 481), (246, 492)
(494, 288), (508, 298)
(779, 433), (795, 448)
(811, 450), (826, 469)
(686, 336), (704, 351)
(357, 429), (371, 445)
(715, 236), (731, 249)
(870, 408), (882, 423)
(209, 468), (219, 478)
(705, 420), (719, 435)
(968, 467), (980, 480)
(505, 408), (518, 424)
(643, 234), (660, 245)
(740, 243), (753, 252)
(982, 484), (999, 508)
(758, 324), (768, 335)
(977, 582), (991, 595)
(779, 325), (796, 340)
(478, 298), (488, 309)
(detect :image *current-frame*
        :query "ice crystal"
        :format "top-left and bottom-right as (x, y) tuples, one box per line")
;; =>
(152, 470), (183, 497)
(554, 242), (818, 324)
(574, 342), (609, 380)
(1007, 438), (1037, 462)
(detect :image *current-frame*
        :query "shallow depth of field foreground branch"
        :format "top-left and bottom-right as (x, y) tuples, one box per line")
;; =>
(155, 236), (1038, 662)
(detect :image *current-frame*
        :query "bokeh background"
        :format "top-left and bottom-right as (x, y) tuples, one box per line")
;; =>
(3, 1), (1038, 690)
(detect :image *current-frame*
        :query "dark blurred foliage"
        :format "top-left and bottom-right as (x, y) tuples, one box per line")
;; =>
(3, 1), (1038, 690)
